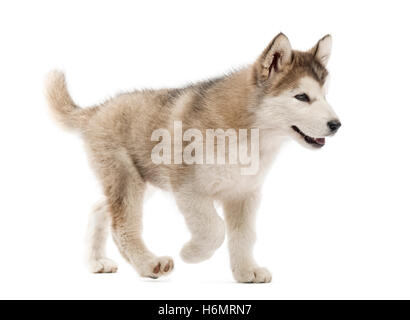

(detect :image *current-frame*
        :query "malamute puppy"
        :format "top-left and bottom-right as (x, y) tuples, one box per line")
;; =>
(46, 33), (341, 283)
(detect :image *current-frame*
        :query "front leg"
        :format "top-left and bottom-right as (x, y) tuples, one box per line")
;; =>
(174, 189), (225, 263)
(223, 190), (272, 283)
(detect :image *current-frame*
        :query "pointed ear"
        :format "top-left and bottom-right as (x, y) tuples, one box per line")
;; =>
(311, 35), (332, 66)
(253, 33), (292, 83)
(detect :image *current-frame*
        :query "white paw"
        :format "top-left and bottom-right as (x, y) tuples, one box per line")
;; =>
(233, 266), (272, 283)
(89, 258), (118, 274)
(181, 217), (225, 263)
(180, 242), (215, 263)
(138, 256), (174, 279)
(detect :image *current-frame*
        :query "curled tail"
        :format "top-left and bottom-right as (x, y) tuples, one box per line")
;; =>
(45, 70), (99, 130)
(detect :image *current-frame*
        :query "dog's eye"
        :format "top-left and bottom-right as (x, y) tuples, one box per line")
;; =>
(294, 93), (310, 102)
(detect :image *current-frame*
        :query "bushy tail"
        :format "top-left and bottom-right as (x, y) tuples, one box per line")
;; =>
(45, 70), (98, 130)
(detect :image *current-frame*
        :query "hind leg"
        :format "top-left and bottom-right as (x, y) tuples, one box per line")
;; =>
(86, 200), (118, 273)
(95, 152), (174, 279)
(174, 189), (225, 263)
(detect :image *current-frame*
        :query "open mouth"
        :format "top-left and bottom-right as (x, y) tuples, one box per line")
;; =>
(291, 126), (325, 148)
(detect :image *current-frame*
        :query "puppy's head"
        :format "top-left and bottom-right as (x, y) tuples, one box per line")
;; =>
(252, 33), (341, 149)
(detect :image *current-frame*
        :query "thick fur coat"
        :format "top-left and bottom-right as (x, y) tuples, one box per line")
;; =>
(46, 33), (340, 282)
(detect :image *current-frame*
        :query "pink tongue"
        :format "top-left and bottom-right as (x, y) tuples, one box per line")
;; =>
(315, 138), (325, 145)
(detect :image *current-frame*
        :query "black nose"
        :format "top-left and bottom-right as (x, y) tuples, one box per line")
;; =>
(327, 120), (341, 132)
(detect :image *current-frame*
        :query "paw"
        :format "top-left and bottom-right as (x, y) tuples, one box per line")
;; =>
(233, 266), (272, 283)
(181, 218), (225, 263)
(89, 258), (118, 274)
(139, 256), (174, 279)
(180, 242), (215, 263)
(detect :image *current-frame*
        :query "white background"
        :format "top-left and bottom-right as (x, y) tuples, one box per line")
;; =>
(0, 0), (409, 300)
